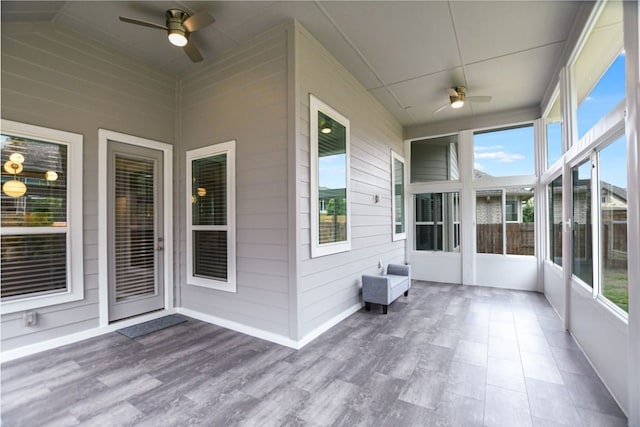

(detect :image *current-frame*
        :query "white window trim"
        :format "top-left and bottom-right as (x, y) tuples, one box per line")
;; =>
(310, 94), (351, 258)
(1, 119), (83, 314)
(186, 140), (236, 292)
(391, 150), (407, 241)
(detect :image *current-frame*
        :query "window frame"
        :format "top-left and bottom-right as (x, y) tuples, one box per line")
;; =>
(543, 88), (564, 170)
(1, 119), (83, 314)
(309, 94), (351, 258)
(185, 140), (236, 292)
(595, 133), (629, 316)
(391, 150), (407, 241)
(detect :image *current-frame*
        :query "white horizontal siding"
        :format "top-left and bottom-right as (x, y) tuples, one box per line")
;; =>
(178, 26), (291, 338)
(295, 24), (405, 338)
(1, 23), (175, 351)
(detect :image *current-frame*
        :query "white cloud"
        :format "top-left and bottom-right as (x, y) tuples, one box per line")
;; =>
(475, 151), (525, 162)
(474, 162), (485, 171)
(474, 145), (504, 152)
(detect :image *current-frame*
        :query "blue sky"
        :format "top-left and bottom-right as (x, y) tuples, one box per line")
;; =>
(319, 154), (346, 189)
(474, 125), (535, 176)
(475, 51), (627, 188)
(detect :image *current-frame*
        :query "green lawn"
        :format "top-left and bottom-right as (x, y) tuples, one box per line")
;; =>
(602, 268), (628, 312)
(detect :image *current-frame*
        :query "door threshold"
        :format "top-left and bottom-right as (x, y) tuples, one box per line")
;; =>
(108, 308), (176, 329)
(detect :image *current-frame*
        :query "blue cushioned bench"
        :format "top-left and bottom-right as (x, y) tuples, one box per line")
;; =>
(362, 263), (411, 314)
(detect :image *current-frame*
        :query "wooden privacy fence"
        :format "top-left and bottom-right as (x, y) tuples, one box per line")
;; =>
(477, 223), (535, 255)
(602, 223), (628, 267)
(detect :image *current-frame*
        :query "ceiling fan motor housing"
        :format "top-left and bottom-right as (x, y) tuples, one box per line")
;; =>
(166, 9), (189, 40)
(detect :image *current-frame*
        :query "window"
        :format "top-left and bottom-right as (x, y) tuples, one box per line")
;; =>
(310, 95), (350, 257)
(415, 192), (460, 252)
(410, 134), (458, 182)
(474, 125), (535, 178)
(391, 151), (406, 240)
(548, 176), (563, 266)
(505, 198), (519, 222)
(546, 93), (563, 168)
(186, 141), (236, 292)
(572, 159), (593, 287)
(573, 1), (624, 139)
(1, 120), (83, 313)
(599, 136), (627, 312)
(476, 188), (535, 255)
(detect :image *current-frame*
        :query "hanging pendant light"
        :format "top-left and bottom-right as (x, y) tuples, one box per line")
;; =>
(2, 156), (27, 198)
(3, 179), (26, 198)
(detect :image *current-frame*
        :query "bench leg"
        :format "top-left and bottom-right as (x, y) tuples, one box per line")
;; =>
(365, 302), (371, 311)
(404, 290), (409, 297)
(382, 305), (388, 314)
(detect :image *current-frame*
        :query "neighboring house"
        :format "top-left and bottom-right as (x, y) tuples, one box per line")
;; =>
(474, 170), (534, 224)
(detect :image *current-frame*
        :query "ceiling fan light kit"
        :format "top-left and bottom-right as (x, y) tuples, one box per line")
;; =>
(450, 86), (466, 109)
(167, 9), (188, 47)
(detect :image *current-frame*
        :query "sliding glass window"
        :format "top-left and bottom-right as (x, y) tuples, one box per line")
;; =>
(572, 160), (593, 287)
(599, 136), (628, 312)
(415, 192), (460, 252)
(548, 176), (563, 266)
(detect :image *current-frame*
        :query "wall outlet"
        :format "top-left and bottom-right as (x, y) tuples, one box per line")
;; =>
(23, 311), (37, 327)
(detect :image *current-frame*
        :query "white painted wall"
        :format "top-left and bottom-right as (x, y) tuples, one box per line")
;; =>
(294, 23), (405, 339)
(542, 261), (564, 319)
(475, 255), (538, 291)
(568, 281), (629, 414)
(0, 23), (176, 351)
(409, 252), (461, 284)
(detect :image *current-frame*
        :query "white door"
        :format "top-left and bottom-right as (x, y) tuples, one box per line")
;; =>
(107, 141), (164, 321)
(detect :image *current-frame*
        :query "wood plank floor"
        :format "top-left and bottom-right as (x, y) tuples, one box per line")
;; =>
(1, 281), (628, 426)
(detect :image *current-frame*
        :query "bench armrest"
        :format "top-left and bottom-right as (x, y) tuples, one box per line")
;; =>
(362, 274), (390, 303)
(386, 263), (410, 277)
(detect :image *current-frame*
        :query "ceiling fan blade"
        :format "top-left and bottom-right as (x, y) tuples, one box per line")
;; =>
(183, 41), (203, 63)
(119, 16), (167, 31)
(467, 96), (492, 103)
(183, 11), (215, 32)
(433, 103), (450, 113)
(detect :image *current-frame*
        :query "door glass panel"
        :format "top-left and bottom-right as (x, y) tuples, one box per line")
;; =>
(572, 160), (593, 287)
(476, 190), (503, 254)
(549, 176), (563, 266)
(114, 156), (156, 301)
(599, 136), (628, 312)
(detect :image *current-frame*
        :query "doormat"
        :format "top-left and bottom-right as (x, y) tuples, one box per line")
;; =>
(117, 314), (188, 339)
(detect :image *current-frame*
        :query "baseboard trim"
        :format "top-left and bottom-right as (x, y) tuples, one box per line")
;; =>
(176, 307), (300, 349)
(297, 302), (363, 348)
(2, 303), (364, 363)
(1, 309), (176, 364)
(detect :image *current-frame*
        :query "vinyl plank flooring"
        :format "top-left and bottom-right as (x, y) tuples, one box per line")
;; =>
(0, 282), (627, 427)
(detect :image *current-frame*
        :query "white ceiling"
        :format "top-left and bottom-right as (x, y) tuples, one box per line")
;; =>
(1, 1), (583, 127)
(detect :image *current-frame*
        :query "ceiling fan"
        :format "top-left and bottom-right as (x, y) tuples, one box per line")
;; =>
(119, 8), (215, 63)
(433, 86), (492, 113)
